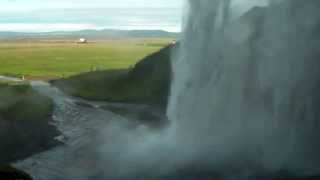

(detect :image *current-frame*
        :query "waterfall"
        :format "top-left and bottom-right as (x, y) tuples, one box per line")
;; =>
(167, 0), (320, 173)
(15, 1), (320, 179)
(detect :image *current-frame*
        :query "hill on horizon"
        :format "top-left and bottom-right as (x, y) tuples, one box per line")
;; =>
(0, 29), (180, 41)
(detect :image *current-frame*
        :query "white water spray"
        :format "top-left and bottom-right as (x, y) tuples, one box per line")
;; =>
(15, 1), (320, 179)
(167, 0), (320, 173)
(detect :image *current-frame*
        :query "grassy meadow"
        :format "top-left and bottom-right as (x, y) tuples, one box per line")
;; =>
(0, 38), (172, 78)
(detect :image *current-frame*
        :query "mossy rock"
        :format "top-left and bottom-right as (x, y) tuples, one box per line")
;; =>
(0, 82), (59, 164)
(0, 83), (53, 122)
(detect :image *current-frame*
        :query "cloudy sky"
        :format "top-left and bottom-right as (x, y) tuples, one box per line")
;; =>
(0, 0), (183, 32)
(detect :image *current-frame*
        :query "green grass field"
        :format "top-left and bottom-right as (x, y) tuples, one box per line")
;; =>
(0, 38), (172, 78)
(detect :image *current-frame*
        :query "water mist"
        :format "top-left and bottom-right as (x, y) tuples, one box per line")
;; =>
(99, 0), (320, 178)
(167, 0), (320, 175)
(16, 1), (320, 179)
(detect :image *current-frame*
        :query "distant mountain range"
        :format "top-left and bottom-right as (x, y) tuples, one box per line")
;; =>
(0, 29), (179, 40)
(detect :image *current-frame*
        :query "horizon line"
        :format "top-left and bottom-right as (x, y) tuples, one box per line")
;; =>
(0, 23), (181, 34)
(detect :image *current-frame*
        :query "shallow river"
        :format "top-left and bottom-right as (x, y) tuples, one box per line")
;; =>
(14, 81), (158, 180)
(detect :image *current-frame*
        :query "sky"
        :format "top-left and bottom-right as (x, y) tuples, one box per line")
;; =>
(0, 0), (183, 32)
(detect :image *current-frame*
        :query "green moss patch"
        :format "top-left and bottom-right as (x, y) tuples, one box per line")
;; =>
(0, 82), (53, 121)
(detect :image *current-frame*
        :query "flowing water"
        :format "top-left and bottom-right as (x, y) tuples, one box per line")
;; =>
(8, 0), (320, 179)
(167, 0), (320, 175)
(14, 81), (162, 180)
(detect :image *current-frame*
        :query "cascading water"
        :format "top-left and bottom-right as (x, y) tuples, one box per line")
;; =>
(167, 0), (320, 174)
(13, 1), (320, 179)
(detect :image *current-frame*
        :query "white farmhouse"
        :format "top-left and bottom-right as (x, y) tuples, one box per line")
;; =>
(77, 38), (87, 44)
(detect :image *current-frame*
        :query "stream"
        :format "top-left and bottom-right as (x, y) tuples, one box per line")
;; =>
(13, 81), (164, 180)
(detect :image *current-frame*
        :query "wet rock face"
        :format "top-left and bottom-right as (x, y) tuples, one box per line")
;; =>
(0, 165), (33, 180)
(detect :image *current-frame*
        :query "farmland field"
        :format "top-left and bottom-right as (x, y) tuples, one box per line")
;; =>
(0, 38), (172, 79)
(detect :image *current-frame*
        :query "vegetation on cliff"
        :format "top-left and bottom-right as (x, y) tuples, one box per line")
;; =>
(52, 44), (173, 109)
(0, 81), (59, 163)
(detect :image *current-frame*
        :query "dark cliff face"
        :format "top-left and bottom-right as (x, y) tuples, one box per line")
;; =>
(127, 44), (173, 108)
(222, 0), (320, 122)
(236, 0), (320, 118)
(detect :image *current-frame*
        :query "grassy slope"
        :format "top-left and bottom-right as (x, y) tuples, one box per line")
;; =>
(0, 81), (53, 121)
(0, 81), (58, 164)
(52, 44), (173, 108)
(0, 38), (172, 78)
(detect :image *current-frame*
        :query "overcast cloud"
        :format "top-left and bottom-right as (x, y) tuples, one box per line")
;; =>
(0, 0), (183, 32)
